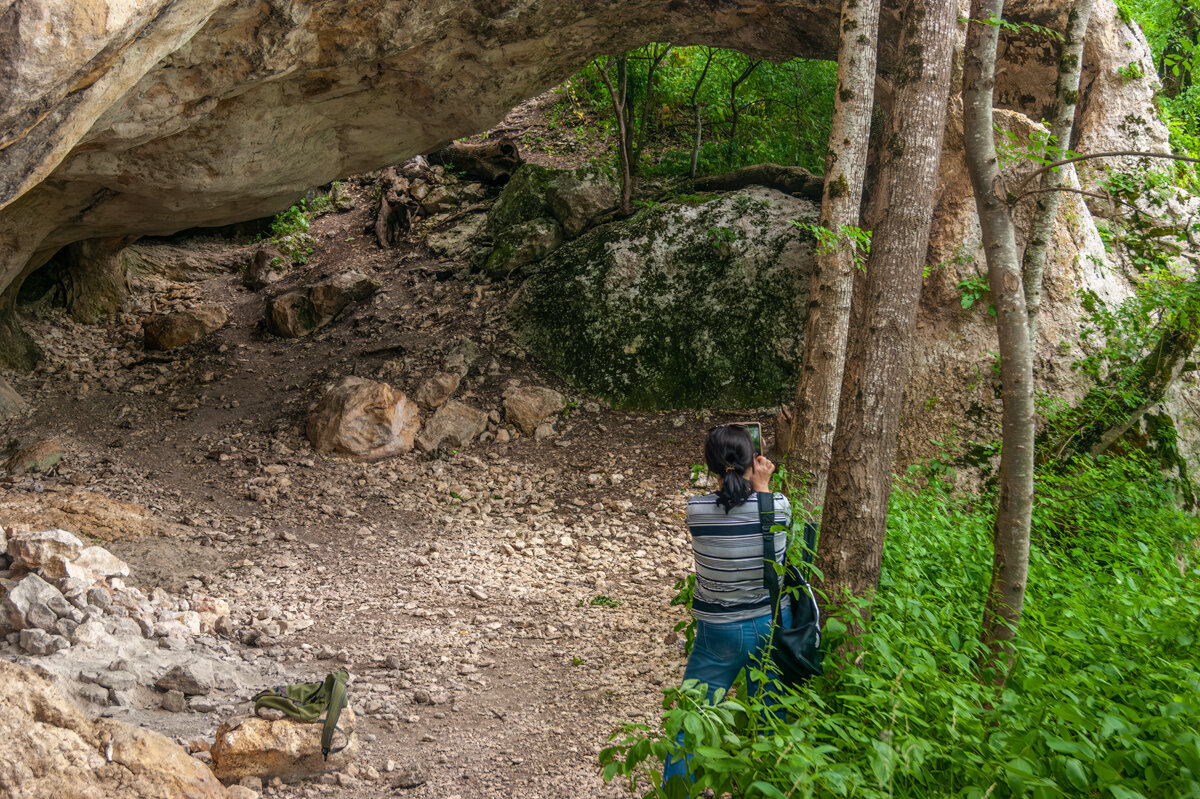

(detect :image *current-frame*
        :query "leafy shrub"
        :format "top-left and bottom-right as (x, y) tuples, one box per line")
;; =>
(601, 455), (1200, 798)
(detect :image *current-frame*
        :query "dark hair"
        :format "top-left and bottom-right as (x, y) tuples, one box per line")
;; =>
(705, 425), (754, 513)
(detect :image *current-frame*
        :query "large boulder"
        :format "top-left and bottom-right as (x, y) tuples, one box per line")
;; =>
(546, 163), (620, 237)
(486, 164), (557, 237)
(142, 306), (228, 351)
(210, 707), (359, 784)
(509, 187), (817, 409)
(0, 660), (229, 798)
(306, 377), (420, 460)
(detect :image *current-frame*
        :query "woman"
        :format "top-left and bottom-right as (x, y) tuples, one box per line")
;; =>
(662, 423), (792, 789)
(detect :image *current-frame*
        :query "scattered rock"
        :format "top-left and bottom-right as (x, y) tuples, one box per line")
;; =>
(155, 662), (216, 696)
(266, 292), (320, 338)
(484, 217), (564, 277)
(413, 372), (461, 410)
(243, 246), (287, 291)
(2, 572), (69, 633)
(162, 689), (188, 712)
(210, 707), (359, 784)
(426, 213), (486, 259)
(142, 306), (228, 350)
(306, 377), (421, 461)
(391, 761), (428, 789)
(308, 271), (378, 319)
(4, 439), (65, 475)
(503, 386), (566, 435)
(0, 659), (228, 798)
(19, 627), (70, 655)
(227, 786), (259, 799)
(0, 379), (29, 422)
(267, 273), (377, 337)
(416, 400), (488, 452)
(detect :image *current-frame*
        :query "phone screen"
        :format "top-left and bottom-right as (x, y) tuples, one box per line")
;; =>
(746, 422), (762, 456)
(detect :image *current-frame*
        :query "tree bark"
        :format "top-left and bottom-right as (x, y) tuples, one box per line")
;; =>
(786, 0), (881, 516)
(1022, 0), (1093, 344)
(964, 0), (1037, 680)
(597, 57), (634, 215)
(818, 0), (957, 606)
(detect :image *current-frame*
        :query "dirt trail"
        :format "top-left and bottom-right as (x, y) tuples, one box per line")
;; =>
(0, 91), (772, 798)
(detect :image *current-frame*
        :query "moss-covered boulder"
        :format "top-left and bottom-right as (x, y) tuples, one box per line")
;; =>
(508, 187), (817, 409)
(486, 164), (555, 237)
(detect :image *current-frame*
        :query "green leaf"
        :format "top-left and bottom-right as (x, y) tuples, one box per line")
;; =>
(1064, 757), (1090, 791)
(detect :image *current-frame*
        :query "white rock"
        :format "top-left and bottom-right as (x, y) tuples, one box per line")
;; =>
(7, 529), (83, 572)
(75, 546), (130, 578)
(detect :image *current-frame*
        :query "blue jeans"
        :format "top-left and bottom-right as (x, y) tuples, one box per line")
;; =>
(661, 604), (792, 791)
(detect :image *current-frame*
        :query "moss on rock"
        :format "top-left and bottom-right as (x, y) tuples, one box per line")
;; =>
(508, 187), (818, 410)
(486, 164), (556, 237)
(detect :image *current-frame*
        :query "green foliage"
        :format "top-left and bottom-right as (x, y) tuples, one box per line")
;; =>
(793, 222), (873, 272)
(669, 574), (697, 656)
(562, 46), (836, 178)
(1117, 1), (1200, 161)
(1118, 60), (1147, 82)
(956, 275), (995, 315)
(602, 457), (1200, 798)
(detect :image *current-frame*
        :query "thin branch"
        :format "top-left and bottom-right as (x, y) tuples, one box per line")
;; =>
(1011, 186), (1154, 219)
(1013, 151), (1200, 196)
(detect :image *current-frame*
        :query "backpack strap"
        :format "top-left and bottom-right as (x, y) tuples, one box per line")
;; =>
(758, 491), (782, 619)
(321, 670), (350, 760)
(319, 667), (348, 758)
(802, 521), (818, 568)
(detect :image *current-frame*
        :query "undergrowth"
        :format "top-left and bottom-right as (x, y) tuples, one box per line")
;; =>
(601, 453), (1200, 798)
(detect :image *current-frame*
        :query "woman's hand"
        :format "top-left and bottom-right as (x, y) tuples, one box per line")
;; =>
(749, 455), (775, 493)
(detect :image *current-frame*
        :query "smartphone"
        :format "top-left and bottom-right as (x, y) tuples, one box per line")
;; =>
(745, 422), (762, 456)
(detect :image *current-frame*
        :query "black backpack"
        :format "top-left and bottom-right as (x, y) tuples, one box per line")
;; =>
(758, 492), (824, 686)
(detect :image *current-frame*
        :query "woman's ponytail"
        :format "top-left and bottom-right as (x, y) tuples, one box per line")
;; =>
(704, 425), (755, 513)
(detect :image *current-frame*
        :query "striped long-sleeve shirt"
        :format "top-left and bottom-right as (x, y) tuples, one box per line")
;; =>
(686, 491), (791, 623)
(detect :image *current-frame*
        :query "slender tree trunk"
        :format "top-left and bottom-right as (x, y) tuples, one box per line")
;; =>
(597, 57), (633, 215)
(964, 0), (1037, 681)
(786, 0), (881, 516)
(689, 49), (716, 179)
(728, 60), (761, 146)
(1022, 0), (1093, 344)
(818, 0), (958, 606)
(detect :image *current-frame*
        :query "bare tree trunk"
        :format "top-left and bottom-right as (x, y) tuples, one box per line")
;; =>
(597, 57), (634, 215)
(786, 0), (881, 516)
(964, 0), (1037, 681)
(689, 48), (715, 180)
(1022, 0), (1093, 344)
(818, 0), (957, 606)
